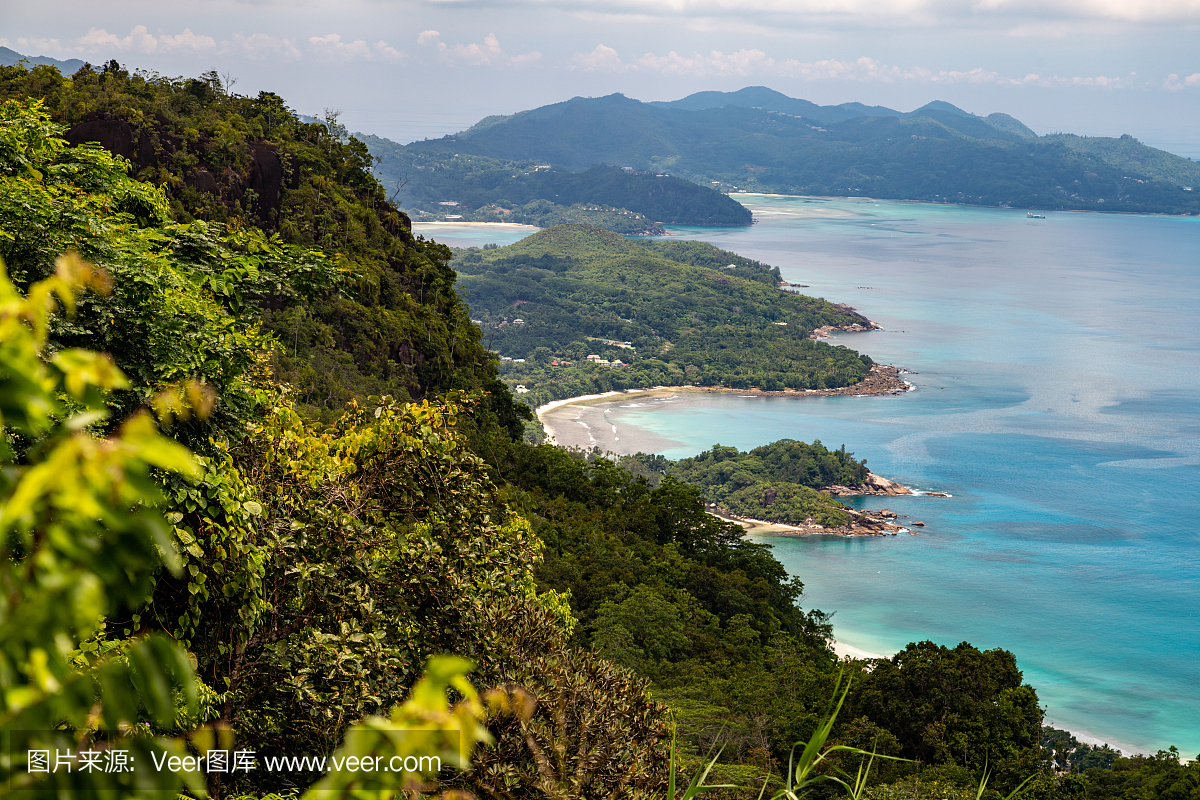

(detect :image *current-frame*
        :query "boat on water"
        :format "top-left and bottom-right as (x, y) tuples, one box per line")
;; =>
(1027, 212), (1047, 219)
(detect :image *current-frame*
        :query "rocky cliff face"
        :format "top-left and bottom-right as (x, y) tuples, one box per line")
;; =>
(65, 112), (289, 224)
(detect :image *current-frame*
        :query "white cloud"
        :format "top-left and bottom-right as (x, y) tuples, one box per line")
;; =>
(76, 26), (160, 54)
(308, 34), (405, 62)
(71, 26), (216, 56)
(160, 29), (217, 53)
(374, 41), (406, 61)
(444, 32), (504, 64)
(418, 31), (540, 67)
(570, 45), (1144, 88)
(309, 34), (370, 60)
(1163, 72), (1200, 89)
(220, 33), (302, 60)
(571, 44), (623, 70)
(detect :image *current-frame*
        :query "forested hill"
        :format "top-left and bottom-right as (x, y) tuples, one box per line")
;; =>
(0, 60), (525, 433)
(669, 440), (873, 527)
(361, 136), (752, 229)
(453, 224), (875, 403)
(406, 90), (1200, 214)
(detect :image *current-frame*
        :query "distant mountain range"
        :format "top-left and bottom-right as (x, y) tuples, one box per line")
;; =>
(653, 86), (1039, 137)
(7, 47), (1196, 216)
(0, 47), (85, 74)
(399, 87), (1199, 214)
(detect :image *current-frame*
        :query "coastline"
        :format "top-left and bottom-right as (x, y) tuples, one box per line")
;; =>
(832, 640), (887, 660)
(411, 221), (542, 230)
(532, 376), (1147, 755)
(710, 497), (915, 538)
(822, 637), (1138, 754)
(535, 365), (913, 444)
(731, 192), (1183, 219)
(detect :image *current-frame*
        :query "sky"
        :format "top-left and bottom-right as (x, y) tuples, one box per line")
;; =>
(4, 0), (1200, 157)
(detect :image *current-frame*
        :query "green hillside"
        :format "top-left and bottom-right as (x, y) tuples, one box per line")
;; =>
(404, 92), (1199, 214)
(669, 440), (874, 527)
(1042, 133), (1200, 187)
(360, 138), (752, 228)
(0, 60), (527, 434)
(454, 224), (874, 403)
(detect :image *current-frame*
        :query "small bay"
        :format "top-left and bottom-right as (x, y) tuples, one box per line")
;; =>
(539, 196), (1200, 755)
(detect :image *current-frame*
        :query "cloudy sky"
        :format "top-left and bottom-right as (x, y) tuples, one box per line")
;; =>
(5, 0), (1199, 155)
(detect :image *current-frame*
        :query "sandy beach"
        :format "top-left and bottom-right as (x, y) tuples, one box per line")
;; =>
(707, 508), (809, 535)
(734, 193), (861, 218)
(536, 367), (911, 449)
(832, 640), (888, 660)
(536, 387), (682, 446)
(411, 221), (541, 230)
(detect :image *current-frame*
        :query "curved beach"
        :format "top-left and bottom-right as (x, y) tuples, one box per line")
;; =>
(535, 365), (912, 448)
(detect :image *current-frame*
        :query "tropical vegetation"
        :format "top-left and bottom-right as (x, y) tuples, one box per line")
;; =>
(1, 60), (1195, 800)
(668, 441), (874, 526)
(358, 142), (752, 229)
(454, 224), (875, 404)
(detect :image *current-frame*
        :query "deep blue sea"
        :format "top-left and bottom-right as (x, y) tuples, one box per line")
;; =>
(418, 198), (1200, 755)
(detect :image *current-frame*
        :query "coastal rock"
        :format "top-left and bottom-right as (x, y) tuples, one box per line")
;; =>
(827, 471), (914, 498)
(866, 473), (910, 494)
(790, 507), (911, 537)
(714, 503), (916, 537)
(809, 320), (882, 340)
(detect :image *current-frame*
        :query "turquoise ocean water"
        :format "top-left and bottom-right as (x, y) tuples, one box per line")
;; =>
(421, 200), (1200, 754)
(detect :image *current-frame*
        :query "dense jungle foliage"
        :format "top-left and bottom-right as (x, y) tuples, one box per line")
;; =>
(358, 142), (752, 227)
(669, 441), (873, 527)
(0, 88), (664, 799)
(405, 92), (1200, 214)
(2, 63), (1195, 799)
(454, 224), (874, 403)
(0, 60), (525, 433)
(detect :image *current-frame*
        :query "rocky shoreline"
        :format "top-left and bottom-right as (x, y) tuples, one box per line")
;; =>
(809, 321), (881, 339)
(802, 506), (912, 537)
(708, 472), (949, 537)
(709, 504), (917, 537)
(827, 472), (913, 497)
